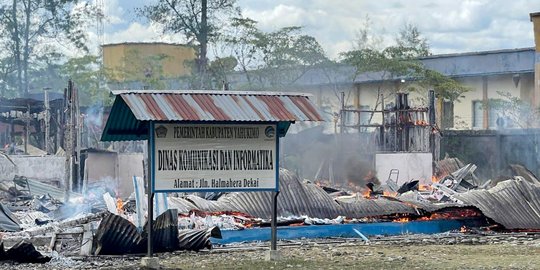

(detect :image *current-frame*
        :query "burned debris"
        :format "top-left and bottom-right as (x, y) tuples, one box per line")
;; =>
(0, 161), (539, 262)
(0, 86), (537, 269)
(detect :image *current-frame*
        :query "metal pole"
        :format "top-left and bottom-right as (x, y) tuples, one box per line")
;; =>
(380, 94), (385, 151)
(340, 92), (345, 134)
(25, 104), (29, 154)
(270, 191), (279, 251)
(428, 90), (436, 160)
(69, 81), (76, 201)
(147, 123), (154, 257)
(44, 87), (50, 154)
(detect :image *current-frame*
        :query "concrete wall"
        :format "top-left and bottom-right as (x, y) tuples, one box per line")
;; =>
(0, 156), (65, 185)
(441, 129), (540, 179)
(84, 152), (144, 198)
(375, 153), (433, 186)
(117, 154), (144, 198)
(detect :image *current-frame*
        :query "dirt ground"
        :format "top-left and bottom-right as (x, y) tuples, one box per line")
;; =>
(1, 233), (539, 269)
(162, 242), (540, 270)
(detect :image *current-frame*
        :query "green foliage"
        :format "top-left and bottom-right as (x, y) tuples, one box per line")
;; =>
(60, 55), (111, 106)
(208, 56), (238, 88)
(341, 21), (469, 102)
(137, 0), (240, 88)
(137, 0), (239, 42)
(0, 0), (94, 96)
(217, 18), (329, 89)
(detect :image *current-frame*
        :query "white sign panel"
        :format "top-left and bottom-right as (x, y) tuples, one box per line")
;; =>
(152, 123), (277, 192)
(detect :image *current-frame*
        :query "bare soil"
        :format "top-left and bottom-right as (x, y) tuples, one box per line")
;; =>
(1, 233), (539, 269)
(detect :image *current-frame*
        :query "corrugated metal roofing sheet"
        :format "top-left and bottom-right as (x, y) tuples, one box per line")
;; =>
(93, 213), (144, 255)
(215, 169), (344, 219)
(455, 178), (540, 229)
(337, 197), (418, 218)
(119, 91), (323, 122)
(101, 90), (323, 141)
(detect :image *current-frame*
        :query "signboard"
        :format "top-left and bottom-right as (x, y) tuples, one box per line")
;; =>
(151, 123), (278, 192)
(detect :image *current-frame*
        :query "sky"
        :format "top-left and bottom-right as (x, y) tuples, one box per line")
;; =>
(96, 0), (539, 59)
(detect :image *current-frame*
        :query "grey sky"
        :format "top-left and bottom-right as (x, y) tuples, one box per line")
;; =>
(100, 0), (539, 58)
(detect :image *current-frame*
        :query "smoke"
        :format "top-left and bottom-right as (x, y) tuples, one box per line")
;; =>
(84, 104), (104, 127)
(281, 126), (378, 188)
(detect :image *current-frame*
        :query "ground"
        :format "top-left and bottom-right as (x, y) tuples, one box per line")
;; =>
(1, 233), (539, 269)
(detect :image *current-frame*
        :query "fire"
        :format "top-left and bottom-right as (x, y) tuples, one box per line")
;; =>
(362, 189), (371, 198)
(383, 190), (397, 197)
(393, 217), (411, 223)
(460, 226), (468, 233)
(431, 175), (439, 183)
(116, 198), (124, 214)
(414, 120), (429, 126)
(418, 184), (431, 191)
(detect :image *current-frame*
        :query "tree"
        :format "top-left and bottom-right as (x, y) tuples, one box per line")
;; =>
(217, 19), (328, 90)
(339, 20), (469, 130)
(60, 55), (111, 106)
(341, 22), (468, 103)
(137, 0), (240, 89)
(0, 0), (93, 96)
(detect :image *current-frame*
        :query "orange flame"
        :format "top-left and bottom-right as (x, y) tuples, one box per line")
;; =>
(394, 217), (411, 223)
(383, 190), (397, 197)
(431, 175), (439, 183)
(116, 198), (124, 214)
(362, 189), (371, 198)
(414, 120), (429, 126)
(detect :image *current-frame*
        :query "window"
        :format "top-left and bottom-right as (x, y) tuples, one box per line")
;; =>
(359, 105), (371, 125)
(442, 101), (454, 129)
(343, 105), (371, 126)
(472, 100), (510, 129)
(472, 100), (483, 129)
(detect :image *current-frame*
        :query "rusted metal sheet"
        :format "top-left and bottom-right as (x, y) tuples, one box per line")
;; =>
(117, 90), (323, 122)
(455, 179), (540, 229)
(435, 158), (465, 179)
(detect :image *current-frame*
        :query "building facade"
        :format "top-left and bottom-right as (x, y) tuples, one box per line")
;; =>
(103, 42), (196, 89)
(236, 48), (536, 132)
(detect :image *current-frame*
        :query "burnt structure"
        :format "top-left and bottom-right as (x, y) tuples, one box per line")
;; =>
(0, 92), (64, 154)
(340, 90), (438, 156)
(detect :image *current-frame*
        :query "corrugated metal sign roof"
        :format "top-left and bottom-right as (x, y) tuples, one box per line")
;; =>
(102, 90), (323, 141)
(118, 90), (322, 122)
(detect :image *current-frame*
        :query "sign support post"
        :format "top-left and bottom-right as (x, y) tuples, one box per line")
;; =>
(268, 131), (280, 260)
(270, 191), (279, 251)
(142, 122), (158, 268)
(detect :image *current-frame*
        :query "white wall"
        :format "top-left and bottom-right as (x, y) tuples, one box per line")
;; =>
(0, 156), (65, 185)
(375, 153), (432, 186)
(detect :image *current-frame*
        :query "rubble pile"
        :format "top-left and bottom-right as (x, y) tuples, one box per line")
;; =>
(0, 157), (538, 264)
